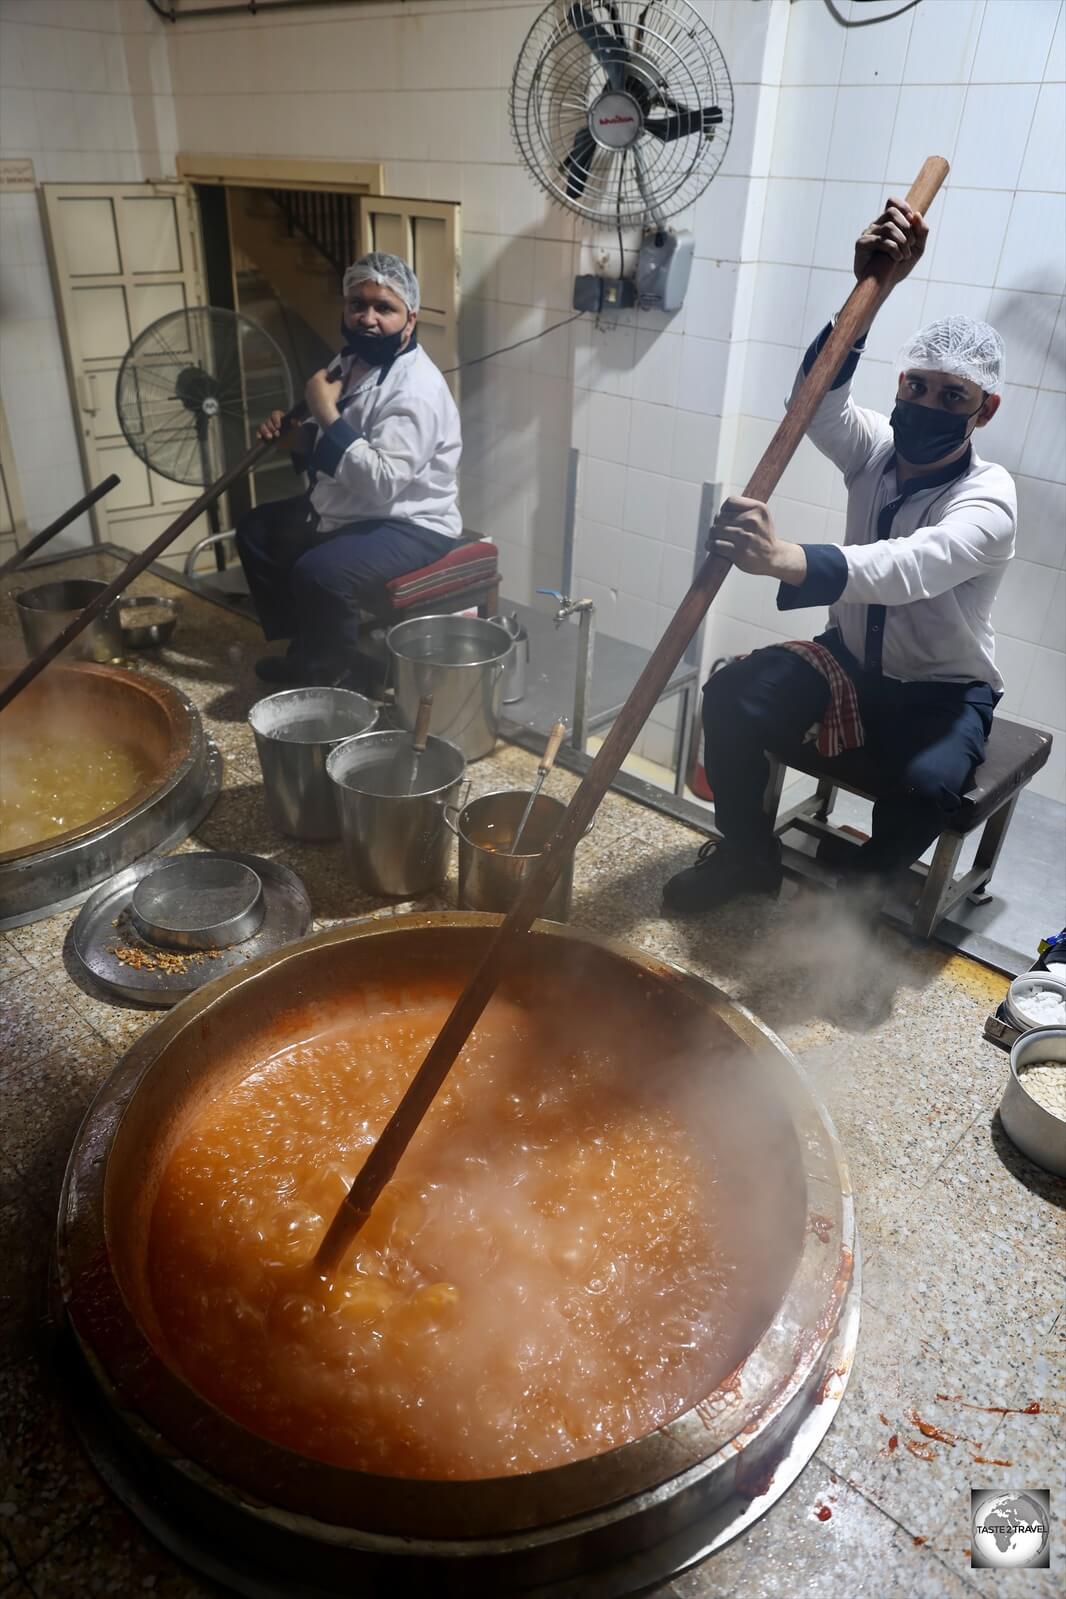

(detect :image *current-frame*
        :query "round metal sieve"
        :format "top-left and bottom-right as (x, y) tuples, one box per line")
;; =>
(130, 854), (265, 950)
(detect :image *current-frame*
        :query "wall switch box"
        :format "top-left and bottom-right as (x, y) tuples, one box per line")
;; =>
(572, 274), (637, 313)
(635, 228), (694, 312)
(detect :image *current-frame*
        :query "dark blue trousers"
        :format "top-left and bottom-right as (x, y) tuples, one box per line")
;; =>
(702, 630), (996, 875)
(235, 494), (455, 663)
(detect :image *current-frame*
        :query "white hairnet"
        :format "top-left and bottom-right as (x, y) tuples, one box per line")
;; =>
(899, 315), (1006, 393)
(342, 251), (420, 314)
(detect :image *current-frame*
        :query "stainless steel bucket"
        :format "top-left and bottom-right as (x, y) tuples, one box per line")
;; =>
(387, 615), (512, 761)
(326, 730), (465, 896)
(489, 613), (528, 704)
(249, 687), (378, 841)
(447, 790), (586, 922)
(13, 578), (123, 663)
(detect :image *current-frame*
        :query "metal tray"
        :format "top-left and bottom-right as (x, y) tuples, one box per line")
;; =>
(70, 850), (312, 1007)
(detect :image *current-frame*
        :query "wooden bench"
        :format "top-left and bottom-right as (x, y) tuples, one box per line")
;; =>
(765, 717), (1053, 937)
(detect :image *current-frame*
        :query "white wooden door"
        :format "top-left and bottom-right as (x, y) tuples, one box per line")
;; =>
(0, 399), (28, 562)
(41, 183), (210, 557)
(359, 197), (461, 401)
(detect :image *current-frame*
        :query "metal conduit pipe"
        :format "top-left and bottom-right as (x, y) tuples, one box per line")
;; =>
(145, 0), (402, 22)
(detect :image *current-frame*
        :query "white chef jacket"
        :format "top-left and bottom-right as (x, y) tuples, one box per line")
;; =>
(780, 355), (1016, 691)
(307, 340), (462, 540)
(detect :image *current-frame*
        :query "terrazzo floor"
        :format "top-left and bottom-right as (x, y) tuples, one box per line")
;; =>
(1, 552), (1063, 1598)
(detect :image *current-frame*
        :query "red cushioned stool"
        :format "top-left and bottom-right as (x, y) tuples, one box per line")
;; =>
(373, 535), (500, 621)
(353, 535), (500, 695)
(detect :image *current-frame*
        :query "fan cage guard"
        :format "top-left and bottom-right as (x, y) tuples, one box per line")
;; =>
(510, 0), (734, 227)
(116, 308), (295, 488)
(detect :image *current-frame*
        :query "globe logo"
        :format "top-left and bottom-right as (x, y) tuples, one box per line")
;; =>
(970, 1489), (1051, 1569)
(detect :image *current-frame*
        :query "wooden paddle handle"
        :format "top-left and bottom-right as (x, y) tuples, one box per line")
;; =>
(746, 155), (947, 504)
(314, 158), (950, 1276)
(539, 719), (567, 775)
(412, 695), (434, 753)
(0, 475), (121, 579)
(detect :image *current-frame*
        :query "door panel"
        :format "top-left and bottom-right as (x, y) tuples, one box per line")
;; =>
(63, 198), (122, 275)
(131, 281), (187, 336)
(72, 286), (131, 360)
(42, 183), (209, 554)
(123, 197), (183, 271)
(359, 196), (460, 399)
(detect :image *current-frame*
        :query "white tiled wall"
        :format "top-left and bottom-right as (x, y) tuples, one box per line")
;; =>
(0, 0), (175, 546)
(715, 0), (1066, 801)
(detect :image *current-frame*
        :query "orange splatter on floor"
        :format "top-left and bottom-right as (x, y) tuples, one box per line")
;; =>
(936, 1394), (1042, 1415)
(905, 1409), (960, 1446)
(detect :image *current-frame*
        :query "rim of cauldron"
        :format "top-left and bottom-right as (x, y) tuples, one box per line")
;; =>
(0, 664), (197, 866)
(58, 913), (856, 1545)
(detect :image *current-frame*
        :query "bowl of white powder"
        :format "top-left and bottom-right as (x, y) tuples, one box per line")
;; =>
(1001, 1027), (1066, 1178)
(1005, 974), (1066, 1033)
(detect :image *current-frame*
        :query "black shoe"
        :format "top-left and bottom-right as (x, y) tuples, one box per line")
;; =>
(254, 651), (344, 687)
(254, 650), (308, 685)
(662, 840), (783, 913)
(815, 831), (867, 872)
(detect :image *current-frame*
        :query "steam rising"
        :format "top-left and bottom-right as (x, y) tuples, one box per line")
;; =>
(147, 964), (805, 1480)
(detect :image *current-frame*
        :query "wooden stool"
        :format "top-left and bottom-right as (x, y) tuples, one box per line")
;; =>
(765, 717), (1053, 938)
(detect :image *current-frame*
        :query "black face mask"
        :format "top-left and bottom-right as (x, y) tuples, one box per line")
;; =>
(340, 317), (409, 367)
(890, 397), (983, 466)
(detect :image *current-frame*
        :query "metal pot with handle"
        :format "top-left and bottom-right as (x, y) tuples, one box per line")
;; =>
(488, 612), (529, 704)
(387, 615), (512, 761)
(13, 579), (123, 663)
(446, 789), (592, 922)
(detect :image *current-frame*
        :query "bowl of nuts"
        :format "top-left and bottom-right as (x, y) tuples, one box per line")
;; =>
(1001, 1027), (1066, 1177)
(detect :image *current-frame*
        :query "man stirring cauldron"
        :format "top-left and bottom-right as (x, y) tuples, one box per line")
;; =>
(664, 200), (1015, 913)
(236, 251), (462, 686)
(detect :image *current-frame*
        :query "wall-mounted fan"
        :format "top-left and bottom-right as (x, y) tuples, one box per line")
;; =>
(510, 0), (734, 310)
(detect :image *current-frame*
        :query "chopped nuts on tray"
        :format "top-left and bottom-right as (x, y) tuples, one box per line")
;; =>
(109, 908), (224, 975)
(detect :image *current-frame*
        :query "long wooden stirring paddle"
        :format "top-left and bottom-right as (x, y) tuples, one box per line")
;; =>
(312, 156), (950, 1278)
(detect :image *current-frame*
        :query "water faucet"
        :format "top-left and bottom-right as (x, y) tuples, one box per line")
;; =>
(537, 589), (596, 751)
(537, 588), (595, 629)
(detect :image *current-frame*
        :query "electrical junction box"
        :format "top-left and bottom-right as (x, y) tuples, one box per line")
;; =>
(572, 274), (637, 313)
(635, 228), (694, 312)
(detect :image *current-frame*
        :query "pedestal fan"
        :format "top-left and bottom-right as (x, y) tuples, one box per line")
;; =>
(116, 307), (294, 571)
(117, 307), (294, 487)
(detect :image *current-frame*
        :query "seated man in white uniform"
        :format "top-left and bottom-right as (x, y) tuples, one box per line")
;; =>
(664, 199), (1015, 913)
(237, 251), (462, 685)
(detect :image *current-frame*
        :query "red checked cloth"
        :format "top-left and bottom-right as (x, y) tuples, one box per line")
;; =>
(778, 641), (865, 758)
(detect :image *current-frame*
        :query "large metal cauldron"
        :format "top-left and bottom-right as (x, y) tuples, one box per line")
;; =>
(58, 916), (858, 1599)
(0, 663), (220, 927)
